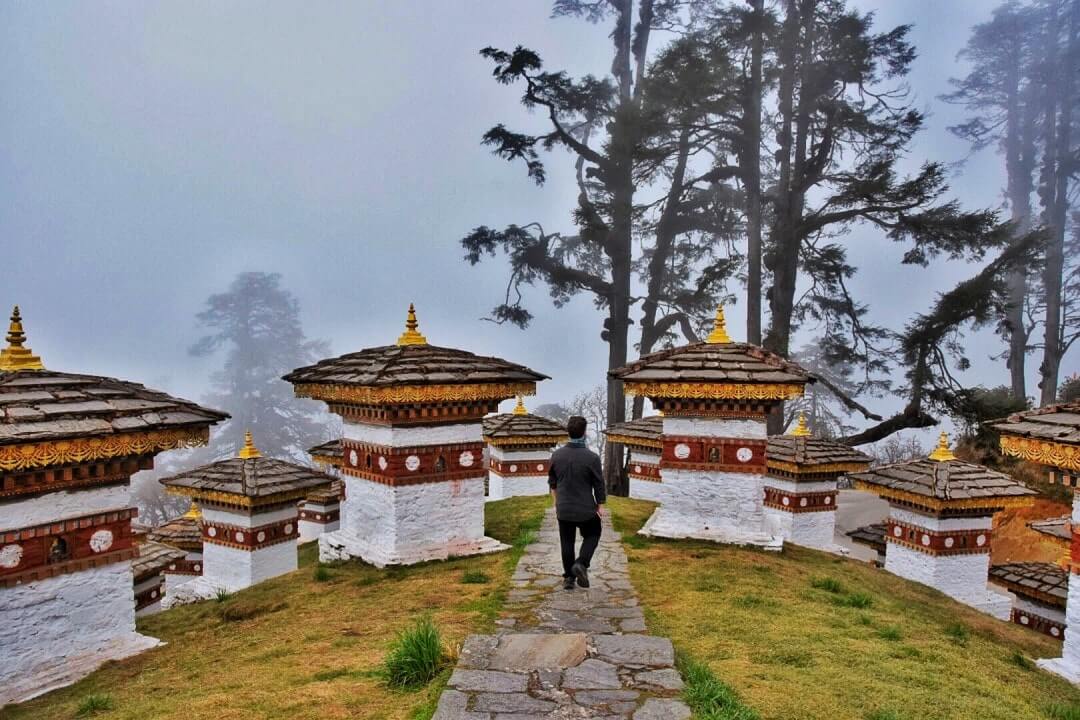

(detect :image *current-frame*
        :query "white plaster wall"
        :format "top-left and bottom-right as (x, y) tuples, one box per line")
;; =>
(320, 476), (504, 566)
(489, 446), (553, 463)
(487, 473), (548, 500)
(885, 542), (993, 605)
(0, 561), (159, 706)
(342, 420), (482, 447)
(631, 451), (661, 466)
(165, 571), (198, 594)
(663, 417), (766, 439)
(0, 485), (131, 532)
(298, 518), (340, 543)
(629, 478), (665, 503)
(202, 540), (297, 591)
(763, 477), (836, 493)
(202, 505), (297, 529)
(1064, 575), (1080, 665)
(765, 506), (836, 551)
(889, 508), (993, 532)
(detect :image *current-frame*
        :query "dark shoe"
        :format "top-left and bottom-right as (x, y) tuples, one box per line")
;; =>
(563, 576), (576, 590)
(572, 562), (590, 588)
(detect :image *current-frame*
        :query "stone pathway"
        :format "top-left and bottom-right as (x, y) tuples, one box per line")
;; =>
(433, 509), (690, 719)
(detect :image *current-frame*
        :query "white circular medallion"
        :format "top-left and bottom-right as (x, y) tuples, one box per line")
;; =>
(510, 464), (518, 472)
(378, 456), (388, 471)
(976, 534), (986, 547)
(285, 523), (294, 535)
(349, 449), (359, 466)
(151, 589), (158, 599)
(920, 534), (930, 546)
(634, 465), (642, 474)
(799, 497), (808, 507)
(736, 447), (753, 463)
(0, 544), (23, 569)
(1052, 627), (1061, 637)
(944, 537), (954, 548)
(89, 529), (114, 553)
(235, 531), (245, 543)
(207, 527), (217, 537)
(194, 563), (201, 572)
(459, 451), (475, 468)
(537, 464), (544, 472)
(1020, 615), (1029, 625)
(824, 496), (832, 505)
(405, 455), (421, 472)
(782, 496), (790, 506)
(257, 531), (266, 542)
(169, 563), (176, 570)
(674, 443), (691, 460)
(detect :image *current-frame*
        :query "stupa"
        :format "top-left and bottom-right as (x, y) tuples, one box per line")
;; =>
(299, 440), (345, 542)
(609, 306), (812, 548)
(603, 416), (664, 501)
(284, 304), (547, 566)
(846, 524), (887, 566)
(482, 396), (567, 501)
(0, 306), (227, 705)
(763, 414), (870, 551)
(160, 432), (334, 604)
(992, 401), (1080, 682)
(148, 501), (205, 594)
(989, 562), (1068, 639)
(131, 540), (184, 616)
(850, 432), (1035, 619)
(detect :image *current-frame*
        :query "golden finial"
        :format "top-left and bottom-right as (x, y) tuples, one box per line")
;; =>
(396, 303), (428, 346)
(182, 500), (202, 520)
(791, 412), (811, 437)
(238, 430), (262, 459)
(705, 304), (732, 344)
(512, 395), (528, 415)
(928, 431), (956, 462)
(0, 306), (44, 371)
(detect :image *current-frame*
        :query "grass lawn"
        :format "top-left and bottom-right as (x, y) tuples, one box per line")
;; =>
(2, 495), (550, 720)
(608, 497), (1080, 720)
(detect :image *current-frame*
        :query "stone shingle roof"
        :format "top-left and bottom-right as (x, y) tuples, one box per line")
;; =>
(132, 541), (186, 582)
(609, 343), (812, 387)
(603, 416), (663, 449)
(846, 523), (887, 553)
(147, 515), (201, 551)
(308, 439), (342, 460)
(988, 562), (1068, 605)
(766, 436), (871, 469)
(990, 402), (1080, 446)
(0, 370), (228, 447)
(283, 345), (547, 388)
(483, 413), (568, 442)
(849, 458), (1036, 506)
(161, 457), (335, 499)
(1029, 515), (1071, 544)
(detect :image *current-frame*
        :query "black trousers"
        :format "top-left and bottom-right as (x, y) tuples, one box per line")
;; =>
(558, 515), (602, 578)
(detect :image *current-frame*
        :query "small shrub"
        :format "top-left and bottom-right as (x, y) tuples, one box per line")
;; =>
(1045, 702), (1080, 720)
(313, 565), (332, 582)
(944, 622), (969, 645)
(876, 625), (902, 642)
(384, 615), (447, 689)
(858, 614), (873, 626)
(811, 576), (845, 594)
(460, 570), (490, 584)
(623, 534), (649, 549)
(76, 694), (114, 716)
(836, 592), (873, 609)
(680, 654), (760, 720)
(214, 587), (232, 603)
(1011, 651), (1034, 670)
(513, 528), (538, 548)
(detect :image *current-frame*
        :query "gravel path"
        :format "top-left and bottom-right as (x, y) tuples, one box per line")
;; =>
(432, 508), (691, 719)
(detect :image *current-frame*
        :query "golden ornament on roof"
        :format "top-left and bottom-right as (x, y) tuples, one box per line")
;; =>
(928, 431), (956, 462)
(396, 303), (428, 346)
(790, 412), (811, 437)
(238, 430), (262, 459)
(0, 305), (44, 371)
(705, 305), (733, 344)
(512, 395), (528, 415)
(183, 500), (202, 520)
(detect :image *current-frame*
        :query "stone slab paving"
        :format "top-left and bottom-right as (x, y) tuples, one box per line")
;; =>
(433, 509), (690, 719)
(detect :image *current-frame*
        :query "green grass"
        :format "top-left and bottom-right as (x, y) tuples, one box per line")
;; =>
(313, 565), (332, 582)
(213, 587), (231, 603)
(460, 570), (491, 584)
(1045, 703), (1080, 720)
(3, 495), (550, 720)
(680, 653), (759, 720)
(383, 616), (447, 689)
(608, 497), (1080, 720)
(75, 694), (113, 716)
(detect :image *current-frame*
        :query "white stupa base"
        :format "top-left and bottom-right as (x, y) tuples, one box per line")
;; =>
(318, 527), (508, 567)
(638, 507), (783, 551)
(765, 506), (837, 552)
(628, 478), (665, 503)
(299, 519), (340, 543)
(1037, 657), (1080, 685)
(486, 473), (549, 502)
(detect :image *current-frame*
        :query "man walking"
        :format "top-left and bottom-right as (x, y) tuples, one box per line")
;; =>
(548, 416), (606, 590)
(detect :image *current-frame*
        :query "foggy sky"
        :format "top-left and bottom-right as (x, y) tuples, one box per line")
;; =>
(1, 1), (1074, 440)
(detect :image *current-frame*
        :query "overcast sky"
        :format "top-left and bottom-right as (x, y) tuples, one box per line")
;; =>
(1, 1), (1074, 439)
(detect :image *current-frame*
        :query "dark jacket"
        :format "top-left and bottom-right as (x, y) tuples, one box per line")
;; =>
(548, 442), (606, 522)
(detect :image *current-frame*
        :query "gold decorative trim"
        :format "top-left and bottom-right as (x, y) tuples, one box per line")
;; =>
(852, 480), (1034, 512)
(928, 431), (956, 462)
(164, 486), (314, 508)
(767, 459), (869, 475)
(0, 305), (44, 371)
(705, 305), (732, 344)
(624, 381), (804, 401)
(294, 382), (536, 406)
(485, 434), (567, 448)
(603, 433), (662, 450)
(0, 427), (210, 472)
(1000, 435), (1080, 473)
(396, 303), (428, 346)
(311, 455), (343, 468)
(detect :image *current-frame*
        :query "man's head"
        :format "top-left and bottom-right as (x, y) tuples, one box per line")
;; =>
(567, 416), (588, 440)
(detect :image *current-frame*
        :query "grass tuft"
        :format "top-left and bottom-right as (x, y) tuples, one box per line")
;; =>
(384, 615), (448, 689)
(811, 576), (845, 594)
(876, 626), (902, 642)
(460, 570), (490, 584)
(313, 565), (332, 582)
(213, 587), (231, 603)
(1010, 651), (1034, 670)
(1045, 704), (1080, 720)
(679, 653), (760, 720)
(835, 591), (873, 609)
(513, 528), (538, 548)
(75, 694), (114, 717)
(944, 623), (969, 646)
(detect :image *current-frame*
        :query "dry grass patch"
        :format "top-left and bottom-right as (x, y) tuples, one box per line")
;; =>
(3, 495), (549, 720)
(608, 497), (1080, 720)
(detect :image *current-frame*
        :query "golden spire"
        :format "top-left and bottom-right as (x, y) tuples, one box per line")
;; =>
(512, 395), (528, 415)
(0, 306), (44, 371)
(396, 303), (428, 346)
(183, 500), (202, 520)
(928, 431), (956, 462)
(705, 305), (732, 344)
(790, 412), (811, 437)
(238, 430), (262, 459)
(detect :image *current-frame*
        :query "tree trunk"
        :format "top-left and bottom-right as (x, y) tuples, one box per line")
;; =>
(745, 0), (765, 346)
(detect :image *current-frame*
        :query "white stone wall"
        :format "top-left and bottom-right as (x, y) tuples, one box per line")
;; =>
(487, 472), (548, 501)
(320, 475), (505, 566)
(629, 478), (665, 503)
(890, 507), (992, 532)
(884, 542), (1008, 618)
(630, 451), (661, 467)
(763, 477), (836, 494)
(1038, 573), (1080, 682)
(0, 561), (159, 706)
(202, 505), (296, 529)
(343, 421), (482, 446)
(0, 485), (131, 531)
(663, 417), (766, 439)
(202, 540), (297, 591)
(764, 506), (835, 551)
(489, 447), (553, 463)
